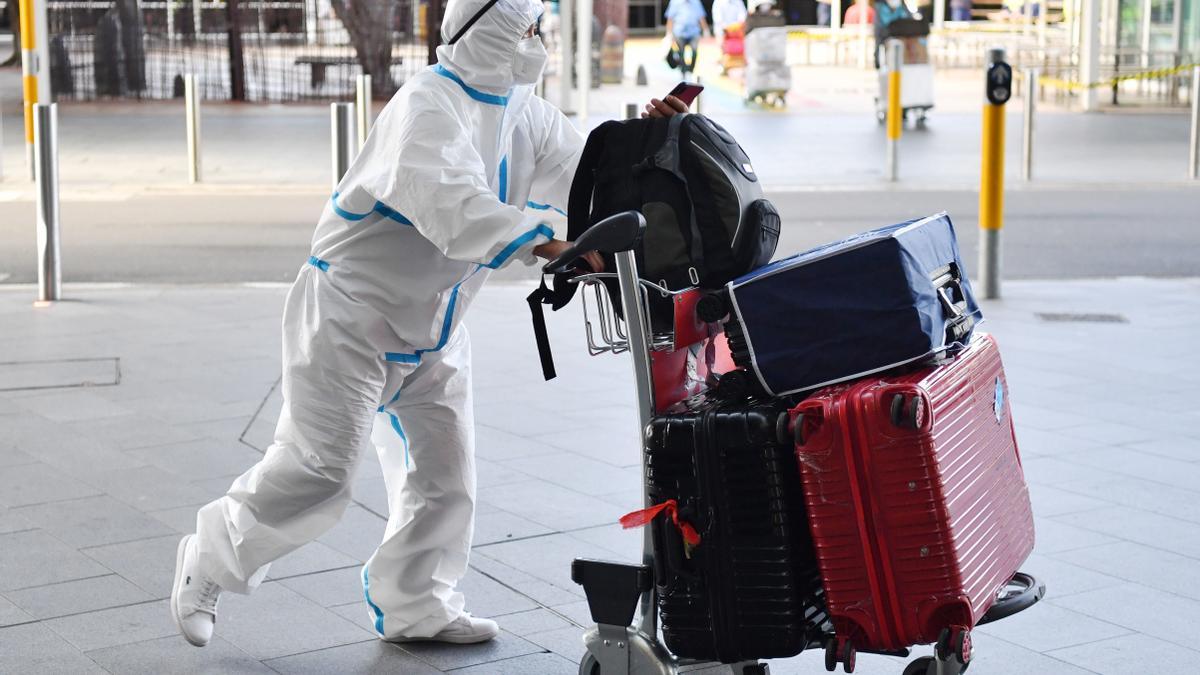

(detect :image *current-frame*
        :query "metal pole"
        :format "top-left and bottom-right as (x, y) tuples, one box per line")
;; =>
(576, 0), (593, 126)
(184, 74), (201, 183)
(356, 73), (372, 149)
(1022, 68), (1036, 181)
(560, 0), (574, 113)
(19, 0), (52, 181)
(980, 48), (1009, 300)
(886, 39), (903, 182)
(1189, 66), (1199, 180)
(330, 102), (354, 189)
(694, 75), (702, 115)
(625, 102), (639, 119)
(34, 103), (60, 304)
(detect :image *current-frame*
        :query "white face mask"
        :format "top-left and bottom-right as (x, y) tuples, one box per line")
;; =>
(512, 36), (547, 85)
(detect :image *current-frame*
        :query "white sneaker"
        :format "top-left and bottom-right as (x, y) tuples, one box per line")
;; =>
(391, 613), (500, 644)
(170, 534), (222, 647)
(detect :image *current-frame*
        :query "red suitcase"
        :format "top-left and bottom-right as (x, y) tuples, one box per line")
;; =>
(787, 333), (1034, 668)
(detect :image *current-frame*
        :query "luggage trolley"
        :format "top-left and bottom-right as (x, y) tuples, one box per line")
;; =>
(543, 212), (1045, 675)
(874, 18), (934, 126)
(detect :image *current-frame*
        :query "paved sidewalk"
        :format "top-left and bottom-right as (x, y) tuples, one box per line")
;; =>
(2, 277), (1199, 674)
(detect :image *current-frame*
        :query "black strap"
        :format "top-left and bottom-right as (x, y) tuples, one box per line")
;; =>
(527, 279), (557, 381)
(447, 0), (501, 45)
(566, 120), (621, 242)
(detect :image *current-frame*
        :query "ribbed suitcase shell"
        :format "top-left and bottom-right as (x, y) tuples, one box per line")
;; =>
(647, 399), (829, 663)
(788, 333), (1034, 652)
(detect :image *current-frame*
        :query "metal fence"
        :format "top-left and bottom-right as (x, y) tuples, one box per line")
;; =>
(41, 0), (435, 102)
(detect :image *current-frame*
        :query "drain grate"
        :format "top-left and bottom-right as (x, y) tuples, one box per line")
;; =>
(1035, 312), (1128, 324)
(0, 357), (121, 392)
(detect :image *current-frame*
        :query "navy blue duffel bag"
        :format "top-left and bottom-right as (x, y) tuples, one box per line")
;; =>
(720, 212), (981, 396)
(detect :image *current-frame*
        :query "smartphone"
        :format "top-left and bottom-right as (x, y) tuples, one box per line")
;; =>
(668, 82), (705, 106)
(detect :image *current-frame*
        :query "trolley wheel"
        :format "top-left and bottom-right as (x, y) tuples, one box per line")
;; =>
(824, 639), (839, 672)
(977, 572), (1046, 625)
(903, 657), (935, 675)
(579, 651), (600, 675)
(934, 628), (952, 661)
(914, 109), (928, 128)
(843, 639), (857, 673)
(876, 109), (886, 124)
(952, 629), (972, 665)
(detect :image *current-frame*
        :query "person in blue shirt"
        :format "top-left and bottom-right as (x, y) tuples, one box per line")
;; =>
(665, 0), (711, 75)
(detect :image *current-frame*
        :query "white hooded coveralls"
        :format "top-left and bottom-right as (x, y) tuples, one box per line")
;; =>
(193, 0), (583, 639)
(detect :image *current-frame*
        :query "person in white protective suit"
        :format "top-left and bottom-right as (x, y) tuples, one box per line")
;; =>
(170, 0), (688, 649)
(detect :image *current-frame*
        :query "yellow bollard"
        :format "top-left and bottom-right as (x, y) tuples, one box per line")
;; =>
(979, 48), (1012, 299)
(885, 40), (903, 182)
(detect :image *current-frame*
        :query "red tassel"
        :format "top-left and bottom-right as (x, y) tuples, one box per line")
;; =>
(619, 499), (701, 547)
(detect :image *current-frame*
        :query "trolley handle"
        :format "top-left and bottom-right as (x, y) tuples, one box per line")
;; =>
(542, 211), (646, 275)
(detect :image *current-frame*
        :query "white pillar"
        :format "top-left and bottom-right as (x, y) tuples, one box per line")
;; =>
(934, 0), (946, 30)
(1140, 0), (1153, 68)
(1081, 0), (1102, 111)
(576, 0), (593, 126)
(560, 0), (575, 114)
(306, 0), (318, 44)
(832, 0), (843, 31)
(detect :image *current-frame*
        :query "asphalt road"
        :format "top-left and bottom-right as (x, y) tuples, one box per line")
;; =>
(0, 187), (1196, 284)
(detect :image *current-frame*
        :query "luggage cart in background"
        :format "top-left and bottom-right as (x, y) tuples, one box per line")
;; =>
(544, 212), (1045, 675)
(875, 18), (934, 126)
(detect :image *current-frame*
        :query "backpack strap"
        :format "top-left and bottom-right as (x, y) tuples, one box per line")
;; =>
(650, 114), (706, 276)
(526, 277), (558, 381)
(566, 120), (621, 242)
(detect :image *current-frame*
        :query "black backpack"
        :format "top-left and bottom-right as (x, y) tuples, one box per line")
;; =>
(528, 113), (780, 379)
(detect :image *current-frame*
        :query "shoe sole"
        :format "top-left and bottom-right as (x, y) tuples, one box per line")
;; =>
(387, 630), (500, 645)
(170, 534), (208, 648)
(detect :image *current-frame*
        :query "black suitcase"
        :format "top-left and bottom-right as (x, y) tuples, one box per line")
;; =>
(645, 397), (829, 663)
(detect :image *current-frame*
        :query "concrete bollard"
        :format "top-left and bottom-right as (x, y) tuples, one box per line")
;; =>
(34, 103), (60, 304)
(625, 102), (639, 120)
(600, 25), (624, 84)
(636, 65), (648, 87)
(1022, 68), (1037, 182)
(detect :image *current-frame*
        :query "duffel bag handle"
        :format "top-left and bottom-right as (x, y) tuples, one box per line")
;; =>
(931, 263), (975, 344)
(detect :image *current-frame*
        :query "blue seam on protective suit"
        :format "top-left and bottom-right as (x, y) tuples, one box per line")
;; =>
(499, 157), (508, 204)
(387, 412), (411, 468)
(331, 193), (413, 226)
(307, 256), (330, 271)
(361, 566), (386, 635)
(482, 224), (554, 269)
(527, 201), (567, 217)
(383, 269), (473, 365)
(433, 65), (510, 106)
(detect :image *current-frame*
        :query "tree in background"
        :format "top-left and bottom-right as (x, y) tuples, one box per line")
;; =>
(329, 0), (397, 99)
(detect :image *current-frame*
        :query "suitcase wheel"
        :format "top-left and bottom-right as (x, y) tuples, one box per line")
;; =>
(890, 394), (926, 430)
(935, 627), (972, 665)
(824, 638), (857, 673)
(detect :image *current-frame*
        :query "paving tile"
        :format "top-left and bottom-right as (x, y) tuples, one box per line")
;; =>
(128, 437), (265, 481)
(450, 651), (577, 674)
(0, 461), (102, 508)
(477, 480), (624, 531)
(1012, 426), (1106, 458)
(1019, 553), (1125, 600)
(83, 534), (183, 598)
(523, 625), (586, 661)
(315, 504), (387, 562)
(1047, 632), (1200, 674)
(62, 414), (204, 451)
(14, 389), (133, 422)
(476, 458), (535, 489)
(279, 566), (365, 608)
(43, 599), (175, 652)
(1031, 516), (1120, 554)
(929, 634), (1096, 675)
(397, 630), (543, 671)
(0, 507), (34, 535)
(1053, 478), (1200, 529)
(459, 566), (541, 618)
(330, 601), (379, 636)
(975, 598), (1132, 652)
(4, 573), (153, 620)
(146, 504), (201, 533)
(0, 622), (108, 675)
(567, 523), (644, 559)
(533, 424), (643, 469)
(550, 601), (593, 628)
(87, 634), (277, 675)
(0, 530), (111, 592)
(1054, 542), (1200, 602)
(216, 581), (375, 660)
(492, 608), (577, 636)
(1122, 436), (1200, 463)
(351, 474), (391, 519)
(1064, 446), (1200, 494)
(473, 424), (566, 462)
(265, 541), (360, 580)
(473, 509), (555, 546)
(0, 445), (36, 469)
(1020, 456), (1122, 488)
(1056, 583), (1200, 651)
(0, 595), (33, 628)
(500, 454), (641, 497)
(266, 638), (442, 674)
(1055, 506), (1200, 560)
(13, 495), (175, 549)
(1027, 483), (1112, 518)
(89, 465), (213, 511)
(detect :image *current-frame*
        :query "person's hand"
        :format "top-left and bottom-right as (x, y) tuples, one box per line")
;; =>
(533, 239), (605, 272)
(642, 95), (690, 119)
